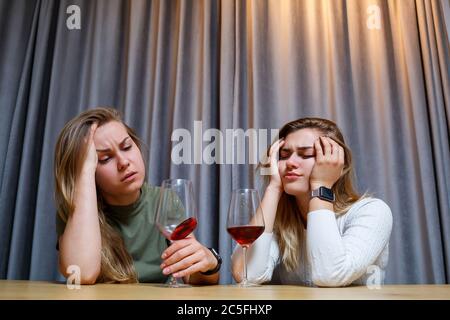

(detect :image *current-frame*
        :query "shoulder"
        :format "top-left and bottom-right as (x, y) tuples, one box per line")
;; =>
(343, 197), (393, 228)
(348, 197), (391, 212)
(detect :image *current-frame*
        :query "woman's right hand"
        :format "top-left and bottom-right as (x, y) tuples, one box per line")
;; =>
(82, 123), (98, 174)
(266, 139), (285, 193)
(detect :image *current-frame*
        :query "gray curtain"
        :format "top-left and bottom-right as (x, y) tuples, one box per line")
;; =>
(0, 0), (449, 285)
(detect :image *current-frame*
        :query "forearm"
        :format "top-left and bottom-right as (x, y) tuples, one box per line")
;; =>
(307, 198), (393, 287)
(59, 170), (101, 283)
(308, 196), (334, 212)
(306, 209), (353, 287)
(308, 196), (356, 286)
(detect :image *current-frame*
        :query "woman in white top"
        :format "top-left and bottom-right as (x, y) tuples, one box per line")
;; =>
(231, 118), (393, 287)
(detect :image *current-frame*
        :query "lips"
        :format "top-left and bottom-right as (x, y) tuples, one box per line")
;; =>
(284, 172), (302, 180)
(121, 171), (137, 182)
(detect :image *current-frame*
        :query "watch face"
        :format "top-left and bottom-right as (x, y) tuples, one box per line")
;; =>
(319, 187), (334, 201)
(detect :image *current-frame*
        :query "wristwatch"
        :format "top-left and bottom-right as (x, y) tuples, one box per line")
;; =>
(311, 186), (335, 203)
(201, 247), (222, 275)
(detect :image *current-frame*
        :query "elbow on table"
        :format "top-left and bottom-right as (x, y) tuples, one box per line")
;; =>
(62, 269), (99, 285)
(59, 261), (100, 285)
(79, 272), (100, 285)
(312, 275), (348, 288)
(231, 266), (271, 285)
(311, 269), (352, 288)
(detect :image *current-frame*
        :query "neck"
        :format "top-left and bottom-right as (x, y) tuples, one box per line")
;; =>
(102, 188), (141, 206)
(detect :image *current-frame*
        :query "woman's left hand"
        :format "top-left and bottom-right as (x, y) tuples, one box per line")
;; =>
(309, 136), (345, 190)
(160, 236), (217, 278)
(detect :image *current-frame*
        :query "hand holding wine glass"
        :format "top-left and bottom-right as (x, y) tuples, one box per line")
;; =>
(227, 189), (265, 287)
(155, 179), (198, 287)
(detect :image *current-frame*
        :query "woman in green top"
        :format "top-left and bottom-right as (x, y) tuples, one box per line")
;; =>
(54, 107), (220, 285)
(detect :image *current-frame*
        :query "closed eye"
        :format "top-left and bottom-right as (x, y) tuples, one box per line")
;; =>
(98, 145), (132, 164)
(279, 152), (290, 160)
(99, 157), (111, 164)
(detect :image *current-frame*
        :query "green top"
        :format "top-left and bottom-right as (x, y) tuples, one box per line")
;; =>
(56, 183), (168, 283)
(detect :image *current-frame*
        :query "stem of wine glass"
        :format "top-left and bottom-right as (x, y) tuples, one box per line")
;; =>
(166, 239), (182, 287)
(242, 245), (248, 286)
(169, 275), (178, 287)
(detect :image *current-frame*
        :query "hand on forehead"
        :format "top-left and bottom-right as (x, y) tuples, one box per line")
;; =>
(93, 121), (130, 150)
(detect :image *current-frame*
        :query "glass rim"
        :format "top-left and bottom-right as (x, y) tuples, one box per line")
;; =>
(161, 178), (192, 185)
(232, 188), (259, 193)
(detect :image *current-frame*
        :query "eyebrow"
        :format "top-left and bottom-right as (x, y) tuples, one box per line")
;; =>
(96, 137), (130, 152)
(281, 146), (314, 152)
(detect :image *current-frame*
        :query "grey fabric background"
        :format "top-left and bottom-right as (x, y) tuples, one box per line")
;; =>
(0, 0), (449, 285)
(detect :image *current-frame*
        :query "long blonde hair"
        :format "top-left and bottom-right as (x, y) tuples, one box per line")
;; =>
(54, 107), (141, 283)
(260, 118), (363, 271)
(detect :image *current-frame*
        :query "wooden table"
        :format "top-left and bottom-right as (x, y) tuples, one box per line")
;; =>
(0, 280), (449, 300)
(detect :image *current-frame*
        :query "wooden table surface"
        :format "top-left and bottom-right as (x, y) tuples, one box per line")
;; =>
(0, 280), (449, 300)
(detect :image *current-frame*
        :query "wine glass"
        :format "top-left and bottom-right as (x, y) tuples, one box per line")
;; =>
(227, 188), (265, 287)
(155, 178), (198, 288)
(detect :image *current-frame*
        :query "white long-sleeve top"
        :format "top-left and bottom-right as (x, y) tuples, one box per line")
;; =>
(231, 197), (393, 287)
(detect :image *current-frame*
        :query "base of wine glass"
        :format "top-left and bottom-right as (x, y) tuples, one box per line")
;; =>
(232, 280), (261, 288)
(164, 283), (192, 288)
(163, 275), (191, 288)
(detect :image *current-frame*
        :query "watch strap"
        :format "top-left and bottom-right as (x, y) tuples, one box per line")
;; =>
(201, 247), (222, 275)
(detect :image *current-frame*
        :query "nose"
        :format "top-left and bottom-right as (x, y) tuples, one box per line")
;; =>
(285, 154), (299, 169)
(117, 153), (130, 171)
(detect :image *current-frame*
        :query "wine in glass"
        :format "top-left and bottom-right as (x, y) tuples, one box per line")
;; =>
(227, 188), (265, 287)
(155, 178), (197, 287)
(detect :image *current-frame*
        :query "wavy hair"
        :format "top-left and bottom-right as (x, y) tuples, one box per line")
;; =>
(260, 117), (364, 271)
(54, 107), (141, 283)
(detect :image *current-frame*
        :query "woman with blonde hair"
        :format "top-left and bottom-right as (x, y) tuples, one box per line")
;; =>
(54, 107), (221, 284)
(231, 118), (393, 287)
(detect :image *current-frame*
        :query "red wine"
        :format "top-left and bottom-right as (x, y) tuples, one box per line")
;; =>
(227, 226), (264, 247)
(170, 217), (198, 240)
